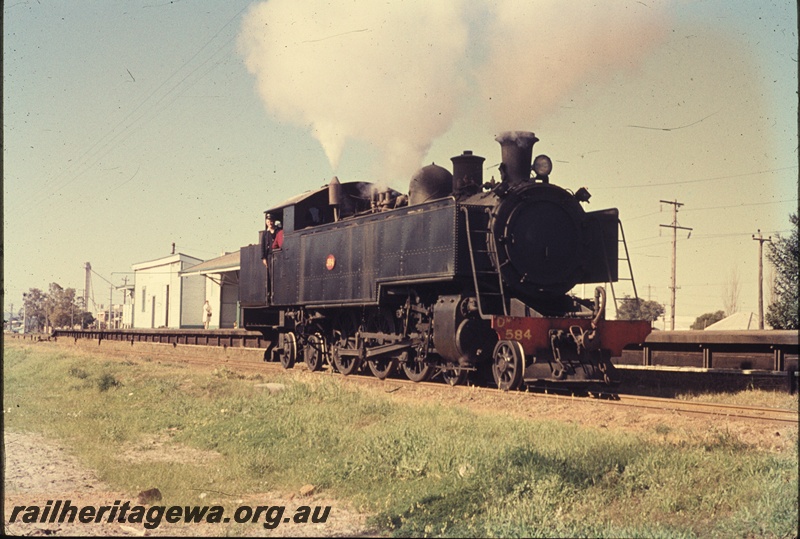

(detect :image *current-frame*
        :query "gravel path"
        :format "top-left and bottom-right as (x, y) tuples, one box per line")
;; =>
(3, 430), (378, 537)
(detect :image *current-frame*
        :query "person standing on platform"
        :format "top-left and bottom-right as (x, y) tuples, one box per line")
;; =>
(203, 300), (212, 329)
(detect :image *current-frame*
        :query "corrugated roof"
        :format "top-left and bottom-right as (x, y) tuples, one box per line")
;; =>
(704, 312), (772, 330)
(179, 251), (240, 276)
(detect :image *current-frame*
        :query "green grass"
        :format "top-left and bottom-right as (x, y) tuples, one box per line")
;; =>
(4, 342), (798, 537)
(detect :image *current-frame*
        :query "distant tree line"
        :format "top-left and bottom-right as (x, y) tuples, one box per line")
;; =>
(690, 310), (725, 330)
(616, 296), (665, 324)
(19, 283), (94, 332)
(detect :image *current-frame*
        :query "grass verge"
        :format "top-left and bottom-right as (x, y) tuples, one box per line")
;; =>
(4, 341), (798, 537)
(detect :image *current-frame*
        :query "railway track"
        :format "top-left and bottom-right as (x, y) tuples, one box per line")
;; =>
(340, 373), (798, 425)
(588, 393), (798, 424)
(22, 335), (798, 426)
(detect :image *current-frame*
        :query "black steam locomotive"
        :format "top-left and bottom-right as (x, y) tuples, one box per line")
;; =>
(239, 131), (651, 389)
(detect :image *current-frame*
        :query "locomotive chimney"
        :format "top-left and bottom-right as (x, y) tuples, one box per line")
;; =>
(495, 131), (539, 186)
(328, 176), (342, 221)
(451, 150), (485, 198)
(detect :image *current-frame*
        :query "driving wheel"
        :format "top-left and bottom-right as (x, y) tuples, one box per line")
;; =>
(304, 333), (325, 372)
(332, 311), (361, 375)
(401, 350), (432, 382)
(366, 309), (398, 380)
(280, 332), (297, 369)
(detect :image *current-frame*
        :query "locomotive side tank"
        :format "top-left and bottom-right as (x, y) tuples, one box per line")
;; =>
(240, 131), (651, 389)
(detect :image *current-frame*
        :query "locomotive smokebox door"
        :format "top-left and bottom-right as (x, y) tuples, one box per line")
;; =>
(491, 186), (585, 296)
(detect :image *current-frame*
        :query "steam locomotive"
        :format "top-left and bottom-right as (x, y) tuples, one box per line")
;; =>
(239, 131), (651, 389)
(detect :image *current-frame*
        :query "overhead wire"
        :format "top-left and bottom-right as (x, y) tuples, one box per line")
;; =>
(12, 2), (252, 219)
(594, 165), (797, 190)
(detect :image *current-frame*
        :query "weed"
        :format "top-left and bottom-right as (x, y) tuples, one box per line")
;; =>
(211, 366), (244, 380)
(97, 373), (120, 392)
(654, 423), (671, 436)
(68, 366), (90, 379)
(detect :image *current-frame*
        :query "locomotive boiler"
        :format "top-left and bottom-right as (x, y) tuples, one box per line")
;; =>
(239, 131), (651, 389)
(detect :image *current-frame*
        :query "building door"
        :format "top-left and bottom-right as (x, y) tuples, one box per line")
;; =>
(164, 285), (170, 327)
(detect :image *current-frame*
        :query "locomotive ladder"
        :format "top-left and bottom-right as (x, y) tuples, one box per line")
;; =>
(461, 206), (508, 318)
(607, 219), (640, 318)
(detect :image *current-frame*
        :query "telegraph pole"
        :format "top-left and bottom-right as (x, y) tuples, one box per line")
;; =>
(752, 230), (772, 329)
(660, 200), (692, 330)
(84, 262), (91, 318)
(109, 284), (114, 330)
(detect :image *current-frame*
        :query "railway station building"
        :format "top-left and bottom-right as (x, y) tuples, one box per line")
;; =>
(179, 251), (241, 329)
(129, 252), (204, 329)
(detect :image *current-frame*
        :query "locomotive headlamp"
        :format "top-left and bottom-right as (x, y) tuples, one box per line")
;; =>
(532, 154), (553, 178)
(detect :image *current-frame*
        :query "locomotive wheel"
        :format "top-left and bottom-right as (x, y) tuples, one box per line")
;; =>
(332, 312), (361, 375)
(368, 357), (395, 379)
(280, 332), (297, 369)
(401, 351), (432, 382)
(442, 363), (467, 386)
(492, 340), (524, 391)
(366, 309), (398, 380)
(304, 333), (325, 372)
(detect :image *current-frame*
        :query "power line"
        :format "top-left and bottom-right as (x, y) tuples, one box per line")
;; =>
(626, 199), (795, 222)
(596, 166), (797, 190)
(11, 2), (252, 219)
(683, 199), (796, 212)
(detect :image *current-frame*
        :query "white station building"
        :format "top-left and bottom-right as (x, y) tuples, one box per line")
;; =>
(128, 253), (205, 329)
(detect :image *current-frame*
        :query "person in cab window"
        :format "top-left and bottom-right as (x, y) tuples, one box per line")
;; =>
(261, 213), (278, 267)
(261, 212), (283, 302)
(271, 220), (284, 250)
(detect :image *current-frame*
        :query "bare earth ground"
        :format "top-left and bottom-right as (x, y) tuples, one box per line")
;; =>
(3, 343), (797, 536)
(2, 430), (378, 537)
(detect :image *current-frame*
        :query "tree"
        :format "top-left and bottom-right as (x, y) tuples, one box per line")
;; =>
(722, 266), (741, 316)
(22, 288), (47, 332)
(47, 283), (80, 328)
(21, 283), (92, 332)
(616, 295), (665, 323)
(690, 310), (725, 330)
(765, 213), (798, 329)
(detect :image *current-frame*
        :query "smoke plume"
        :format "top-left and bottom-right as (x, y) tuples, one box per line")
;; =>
(239, 0), (672, 180)
(475, 1), (670, 130)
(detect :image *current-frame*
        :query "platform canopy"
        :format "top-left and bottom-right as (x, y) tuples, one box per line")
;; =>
(179, 251), (240, 280)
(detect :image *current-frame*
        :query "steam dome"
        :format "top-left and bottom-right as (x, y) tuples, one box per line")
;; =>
(409, 163), (453, 205)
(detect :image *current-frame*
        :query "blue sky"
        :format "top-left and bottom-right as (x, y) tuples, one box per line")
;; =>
(4, 0), (797, 329)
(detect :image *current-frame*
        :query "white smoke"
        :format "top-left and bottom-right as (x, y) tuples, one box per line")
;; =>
(475, 1), (671, 130)
(238, 0), (469, 181)
(238, 0), (672, 180)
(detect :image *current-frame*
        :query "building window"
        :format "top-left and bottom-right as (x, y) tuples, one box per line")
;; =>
(141, 287), (146, 312)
